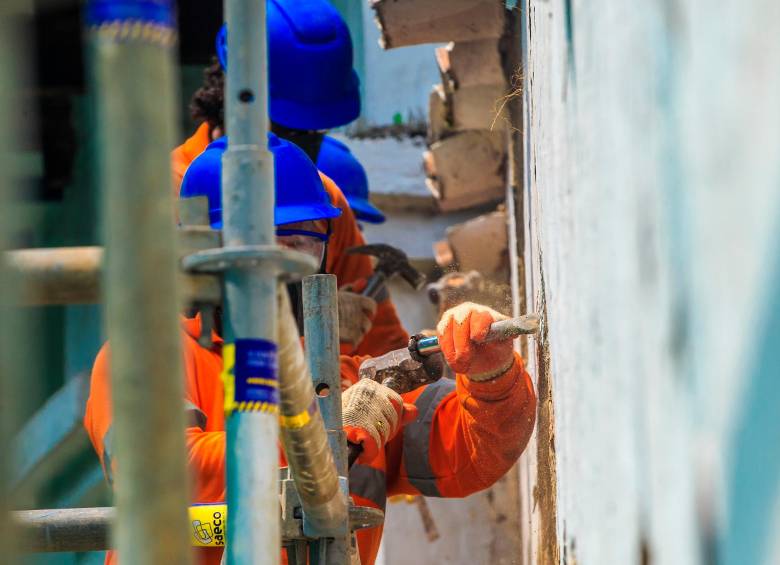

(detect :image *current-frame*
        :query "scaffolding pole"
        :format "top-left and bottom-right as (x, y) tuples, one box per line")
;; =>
(0, 5), (25, 564)
(302, 275), (350, 562)
(222, 0), (278, 562)
(5, 246), (102, 305)
(88, 1), (192, 563)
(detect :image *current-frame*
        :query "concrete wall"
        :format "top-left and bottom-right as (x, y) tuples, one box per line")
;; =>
(519, 1), (780, 564)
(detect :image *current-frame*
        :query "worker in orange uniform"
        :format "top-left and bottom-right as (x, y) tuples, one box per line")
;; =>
(85, 133), (537, 564)
(172, 0), (406, 358)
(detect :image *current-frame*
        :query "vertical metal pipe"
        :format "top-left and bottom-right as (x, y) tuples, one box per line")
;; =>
(302, 275), (346, 473)
(302, 275), (350, 561)
(88, 2), (192, 563)
(0, 6), (25, 564)
(222, 0), (278, 563)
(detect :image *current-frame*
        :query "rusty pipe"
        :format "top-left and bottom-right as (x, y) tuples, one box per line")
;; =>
(277, 287), (347, 535)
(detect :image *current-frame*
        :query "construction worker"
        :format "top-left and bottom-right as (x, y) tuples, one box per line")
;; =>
(86, 133), (346, 564)
(86, 135), (534, 565)
(172, 0), (404, 357)
(316, 135), (386, 226)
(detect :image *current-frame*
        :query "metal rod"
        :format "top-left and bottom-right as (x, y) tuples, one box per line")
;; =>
(278, 287), (348, 535)
(5, 237), (221, 307)
(222, 0), (278, 562)
(14, 507), (114, 553)
(88, 2), (192, 563)
(0, 7), (24, 563)
(303, 275), (346, 471)
(414, 314), (541, 356)
(12, 504), (384, 553)
(5, 247), (102, 305)
(302, 275), (350, 560)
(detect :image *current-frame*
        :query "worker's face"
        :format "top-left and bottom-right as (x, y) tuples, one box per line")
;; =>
(276, 220), (329, 265)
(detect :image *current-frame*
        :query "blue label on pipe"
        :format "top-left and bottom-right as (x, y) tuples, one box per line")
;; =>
(234, 339), (279, 409)
(85, 0), (174, 27)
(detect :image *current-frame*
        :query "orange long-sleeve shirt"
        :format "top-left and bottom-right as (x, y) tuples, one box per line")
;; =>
(172, 123), (408, 357)
(84, 316), (536, 565)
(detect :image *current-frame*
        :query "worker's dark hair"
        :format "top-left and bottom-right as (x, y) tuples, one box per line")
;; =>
(189, 58), (325, 162)
(190, 57), (225, 132)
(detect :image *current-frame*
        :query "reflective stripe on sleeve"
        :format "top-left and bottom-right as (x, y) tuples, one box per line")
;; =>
(102, 426), (114, 486)
(374, 285), (389, 304)
(349, 464), (387, 511)
(184, 400), (208, 429)
(402, 377), (456, 497)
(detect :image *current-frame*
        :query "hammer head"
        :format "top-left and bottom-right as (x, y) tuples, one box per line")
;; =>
(358, 346), (442, 394)
(347, 243), (426, 290)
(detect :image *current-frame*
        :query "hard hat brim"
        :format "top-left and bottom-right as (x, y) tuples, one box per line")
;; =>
(275, 203), (342, 227)
(347, 197), (386, 224)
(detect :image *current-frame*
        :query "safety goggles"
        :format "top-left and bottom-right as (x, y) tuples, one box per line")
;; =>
(275, 221), (331, 264)
(274, 228), (329, 242)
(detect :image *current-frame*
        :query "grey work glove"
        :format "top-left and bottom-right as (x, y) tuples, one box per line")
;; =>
(338, 290), (377, 347)
(342, 379), (418, 460)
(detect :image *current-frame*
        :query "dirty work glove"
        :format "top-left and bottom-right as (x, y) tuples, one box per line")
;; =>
(436, 302), (515, 381)
(342, 379), (418, 461)
(338, 289), (377, 347)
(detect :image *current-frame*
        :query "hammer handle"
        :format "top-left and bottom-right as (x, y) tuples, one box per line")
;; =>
(361, 272), (387, 300)
(414, 314), (541, 356)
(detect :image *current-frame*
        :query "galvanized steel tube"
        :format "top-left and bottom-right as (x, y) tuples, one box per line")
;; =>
(14, 507), (114, 553)
(302, 274), (345, 464)
(88, 1), (192, 563)
(278, 288), (347, 534)
(222, 0), (279, 563)
(302, 275), (350, 558)
(5, 246), (102, 305)
(0, 7), (24, 563)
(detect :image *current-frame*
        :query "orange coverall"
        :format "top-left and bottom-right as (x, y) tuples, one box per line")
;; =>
(84, 316), (537, 565)
(171, 123), (407, 357)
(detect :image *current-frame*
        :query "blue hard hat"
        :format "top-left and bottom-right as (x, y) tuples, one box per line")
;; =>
(180, 133), (341, 229)
(316, 136), (385, 224)
(215, 0), (361, 130)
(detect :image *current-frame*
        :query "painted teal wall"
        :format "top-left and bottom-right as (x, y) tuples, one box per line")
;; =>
(519, 0), (780, 563)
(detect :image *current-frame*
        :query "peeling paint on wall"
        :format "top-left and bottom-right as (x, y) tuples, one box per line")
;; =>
(533, 261), (560, 565)
(519, 0), (780, 563)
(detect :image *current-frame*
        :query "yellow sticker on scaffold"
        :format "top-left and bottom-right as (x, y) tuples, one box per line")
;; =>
(223, 339), (279, 416)
(189, 503), (227, 547)
(221, 343), (236, 417)
(279, 398), (318, 429)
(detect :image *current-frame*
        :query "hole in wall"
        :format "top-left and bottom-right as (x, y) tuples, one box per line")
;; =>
(315, 383), (330, 398)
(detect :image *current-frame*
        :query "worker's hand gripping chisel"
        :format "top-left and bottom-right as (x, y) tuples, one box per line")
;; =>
(347, 313), (540, 467)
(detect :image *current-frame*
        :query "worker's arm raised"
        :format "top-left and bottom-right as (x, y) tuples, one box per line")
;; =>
(386, 302), (537, 498)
